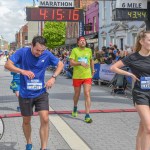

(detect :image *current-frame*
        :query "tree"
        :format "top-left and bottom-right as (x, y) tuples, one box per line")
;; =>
(43, 22), (66, 49)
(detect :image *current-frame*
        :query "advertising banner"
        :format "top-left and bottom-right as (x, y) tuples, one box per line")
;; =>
(99, 64), (115, 81)
(93, 63), (100, 79)
(79, 21), (84, 36)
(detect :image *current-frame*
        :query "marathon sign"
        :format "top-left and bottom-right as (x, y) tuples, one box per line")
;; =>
(116, 0), (147, 9)
(39, 0), (74, 8)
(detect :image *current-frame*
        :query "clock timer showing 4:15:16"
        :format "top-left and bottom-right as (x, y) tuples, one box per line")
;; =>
(26, 7), (84, 22)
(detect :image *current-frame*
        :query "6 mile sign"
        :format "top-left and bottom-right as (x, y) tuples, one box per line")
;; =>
(113, 0), (147, 21)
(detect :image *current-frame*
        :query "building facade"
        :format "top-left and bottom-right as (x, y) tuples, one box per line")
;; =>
(65, 22), (79, 50)
(15, 21), (45, 48)
(98, 1), (145, 50)
(84, 1), (99, 50)
(16, 24), (28, 48)
(28, 21), (39, 44)
(0, 35), (9, 50)
(65, 0), (97, 50)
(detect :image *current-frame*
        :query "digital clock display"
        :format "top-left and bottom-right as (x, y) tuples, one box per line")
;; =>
(26, 7), (83, 22)
(112, 8), (147, 21)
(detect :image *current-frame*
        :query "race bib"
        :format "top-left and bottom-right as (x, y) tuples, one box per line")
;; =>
(27, 79), (43, 91)
(78, 57), (88, 64)
(140, 77), (150, 90)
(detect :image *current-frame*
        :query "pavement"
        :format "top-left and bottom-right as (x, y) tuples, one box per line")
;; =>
(0, 56), (139, 150)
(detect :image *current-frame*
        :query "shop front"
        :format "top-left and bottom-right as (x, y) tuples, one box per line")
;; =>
(84, 32), (98, 53)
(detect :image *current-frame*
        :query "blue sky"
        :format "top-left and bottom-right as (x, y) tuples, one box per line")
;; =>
(0, 0), (39, 43)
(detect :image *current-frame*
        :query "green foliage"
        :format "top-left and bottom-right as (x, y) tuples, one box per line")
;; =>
(43, 22), (66, 49)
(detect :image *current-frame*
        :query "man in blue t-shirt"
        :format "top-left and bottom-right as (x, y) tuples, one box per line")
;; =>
(5, 36), (64, 150)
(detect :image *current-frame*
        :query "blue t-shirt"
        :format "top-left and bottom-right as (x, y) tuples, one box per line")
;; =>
(10, 47), (59, 98)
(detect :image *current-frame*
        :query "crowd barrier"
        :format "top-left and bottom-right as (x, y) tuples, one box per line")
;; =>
(93, 63), (115, 83)
(47, 62), (132, 87)
(93, 63), (132, 86)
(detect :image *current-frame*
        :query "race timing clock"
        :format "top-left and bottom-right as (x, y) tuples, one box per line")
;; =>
(26, 7), (83, 22)
(113, 8), (147, 21)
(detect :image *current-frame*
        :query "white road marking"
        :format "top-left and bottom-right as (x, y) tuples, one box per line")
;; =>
(49, 106), (91, 150)
(0, 119), (4, 139)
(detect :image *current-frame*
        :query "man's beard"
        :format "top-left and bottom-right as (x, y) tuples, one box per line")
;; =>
(80, 44), (86, 48)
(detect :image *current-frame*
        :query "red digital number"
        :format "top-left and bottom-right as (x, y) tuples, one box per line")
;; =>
(73, 10), (79, 20)
(68, 10), (72, 20)
(40, 9), (48, 20)
(56, 9), (63, 20)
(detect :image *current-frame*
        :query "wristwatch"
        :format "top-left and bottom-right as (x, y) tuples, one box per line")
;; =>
(52, 74), (57, 79)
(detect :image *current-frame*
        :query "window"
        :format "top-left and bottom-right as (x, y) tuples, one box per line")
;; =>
(93, 16), (96, 32)
(103, 37), (106, 46)
(25, 36), (28, 40)
(110, 36), (114, 44)
(88, 19), (92, 34)
(74, 23), (78, 37)
(120, 38), (123, 50)
(71, 24), (74, 38)
(132, 33), (137, 45)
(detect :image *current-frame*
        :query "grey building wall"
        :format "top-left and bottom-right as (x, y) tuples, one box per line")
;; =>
(98, 1), (145, 50)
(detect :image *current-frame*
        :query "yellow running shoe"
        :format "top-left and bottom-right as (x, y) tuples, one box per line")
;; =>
(71, 111), (78, 117)
(84, 117), (93, 123)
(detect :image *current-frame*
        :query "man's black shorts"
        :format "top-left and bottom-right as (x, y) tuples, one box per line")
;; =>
(19, 92), (49, 116)
(132, 88), (150, 106)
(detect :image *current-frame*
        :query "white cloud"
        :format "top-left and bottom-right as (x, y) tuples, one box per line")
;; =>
(0, 0), (34, 43)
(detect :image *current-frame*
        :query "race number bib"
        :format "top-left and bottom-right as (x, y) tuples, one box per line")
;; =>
(27, 79), (43, 91)
(78, 57), (88, 64)
(140, 77), (150, 90)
